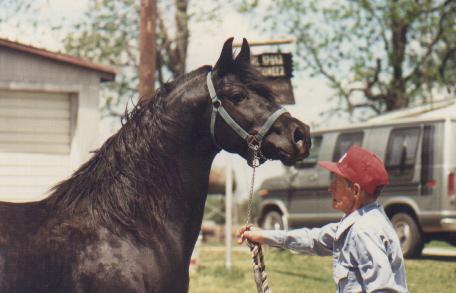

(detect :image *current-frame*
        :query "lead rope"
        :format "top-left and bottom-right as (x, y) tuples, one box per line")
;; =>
(245, 143), (271, 293)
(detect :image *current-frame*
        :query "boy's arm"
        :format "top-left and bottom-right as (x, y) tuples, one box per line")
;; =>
(261, 222), (338, 256)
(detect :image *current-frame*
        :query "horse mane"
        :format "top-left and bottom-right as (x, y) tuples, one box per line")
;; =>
(45, 66), (213, 241)
(44, 62), (273, 241)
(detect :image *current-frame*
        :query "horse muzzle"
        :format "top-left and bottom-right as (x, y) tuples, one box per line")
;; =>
(261, 115), (311, 166)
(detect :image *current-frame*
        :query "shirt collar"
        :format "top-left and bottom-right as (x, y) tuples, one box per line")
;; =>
(335, 201), (380, 240)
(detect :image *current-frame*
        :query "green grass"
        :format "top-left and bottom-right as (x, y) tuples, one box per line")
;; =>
(189, 245), (456, 293)
(427, 240), (456, 250)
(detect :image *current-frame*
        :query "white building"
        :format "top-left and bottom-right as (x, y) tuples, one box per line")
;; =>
(0, 38), (116, 202)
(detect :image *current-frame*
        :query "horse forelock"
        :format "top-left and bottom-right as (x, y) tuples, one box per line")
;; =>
(217, 62), (276, 103)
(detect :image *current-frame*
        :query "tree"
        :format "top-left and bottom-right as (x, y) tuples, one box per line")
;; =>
(139, 0), (157, 101)
(63, 0), (212, 117)
(241, 0), (456, 119)
(0, 0), (69, 44)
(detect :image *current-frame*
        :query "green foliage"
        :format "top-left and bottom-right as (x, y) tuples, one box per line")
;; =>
(0, 0), (34, 23)
(63, 0), (140, 117)
(240, 0), (456, 119)
(0, 0), (66, 37)
(62, 0), (224, 117)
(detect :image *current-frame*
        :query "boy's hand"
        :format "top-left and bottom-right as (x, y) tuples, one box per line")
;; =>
(236, 224), (265, 244)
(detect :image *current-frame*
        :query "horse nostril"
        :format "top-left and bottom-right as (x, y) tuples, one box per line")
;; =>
(293, 127), (305, 144)
(293, 125), (311, 156)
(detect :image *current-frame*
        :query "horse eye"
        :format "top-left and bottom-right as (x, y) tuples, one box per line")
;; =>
(231, 94), (245, 103)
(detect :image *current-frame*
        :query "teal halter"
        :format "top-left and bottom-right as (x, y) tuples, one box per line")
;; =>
(206, 71), (288, 151)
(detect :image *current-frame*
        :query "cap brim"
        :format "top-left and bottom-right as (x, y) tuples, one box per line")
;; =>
(318, 161), (346, 179)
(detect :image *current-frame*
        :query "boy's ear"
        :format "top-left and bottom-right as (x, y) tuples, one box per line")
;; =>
(353, 183), (361, 197)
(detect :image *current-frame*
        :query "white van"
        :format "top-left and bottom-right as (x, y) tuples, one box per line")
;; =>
(257, 104), (456, 258)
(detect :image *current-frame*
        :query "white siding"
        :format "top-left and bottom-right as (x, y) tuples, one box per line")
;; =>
(0, 90), (72, 202)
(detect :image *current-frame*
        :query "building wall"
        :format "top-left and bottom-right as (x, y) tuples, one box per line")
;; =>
(0, 46), (102, 171)
(0, 46), (106, 201)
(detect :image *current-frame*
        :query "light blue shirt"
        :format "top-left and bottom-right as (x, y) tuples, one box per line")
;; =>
(262, 202), (408, 293)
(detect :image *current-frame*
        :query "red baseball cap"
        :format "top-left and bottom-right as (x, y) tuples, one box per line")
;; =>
(319, 145), (389, 194)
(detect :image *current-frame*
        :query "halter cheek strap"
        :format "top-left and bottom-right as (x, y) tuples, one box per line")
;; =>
(206, 71), (288, 150)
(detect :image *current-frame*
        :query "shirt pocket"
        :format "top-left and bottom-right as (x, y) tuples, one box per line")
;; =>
(333, 264), (349, 291)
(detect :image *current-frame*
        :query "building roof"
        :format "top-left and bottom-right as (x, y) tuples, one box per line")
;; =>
(0, 38), (116, 82)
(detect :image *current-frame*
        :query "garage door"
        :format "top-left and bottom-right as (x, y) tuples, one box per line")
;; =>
(0, 90), (72, 202)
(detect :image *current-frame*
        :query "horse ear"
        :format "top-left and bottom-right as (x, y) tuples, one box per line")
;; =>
(234, 38), (250, 65)
(214, 37), (234, 74)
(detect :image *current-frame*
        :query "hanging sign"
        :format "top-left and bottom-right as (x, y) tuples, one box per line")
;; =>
(251, 53), (295, 104)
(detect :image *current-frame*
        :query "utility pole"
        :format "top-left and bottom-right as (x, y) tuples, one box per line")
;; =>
(225, 155), (233, 270)
(139, 0), (156, 102)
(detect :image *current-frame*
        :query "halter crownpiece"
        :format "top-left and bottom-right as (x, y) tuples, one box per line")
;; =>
(206, 71), (288, 152)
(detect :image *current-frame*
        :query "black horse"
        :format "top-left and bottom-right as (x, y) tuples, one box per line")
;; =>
(0, 38), (310, 293)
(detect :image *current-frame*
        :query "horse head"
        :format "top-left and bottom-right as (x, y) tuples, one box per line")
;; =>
(206, 38), (311, 166)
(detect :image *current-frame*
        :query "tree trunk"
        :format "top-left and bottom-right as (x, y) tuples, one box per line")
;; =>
(173, 0), (189, 76)
(387, 2), (409, 111)
(139, 0), (157, 102)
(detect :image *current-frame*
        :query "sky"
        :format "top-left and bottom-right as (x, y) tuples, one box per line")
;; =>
(0, 0), (344, 198)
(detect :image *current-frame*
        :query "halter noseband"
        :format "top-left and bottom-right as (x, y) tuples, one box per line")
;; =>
(206, 71), (288, 152)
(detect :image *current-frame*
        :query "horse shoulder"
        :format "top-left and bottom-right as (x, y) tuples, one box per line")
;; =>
(70, 228), (153, 292)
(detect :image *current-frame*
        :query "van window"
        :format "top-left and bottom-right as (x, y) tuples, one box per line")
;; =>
(332, 132), (364, 161)
(421, 125), (435, 195)
(386, 127), (420, 181)
(294, 136), (322, 168)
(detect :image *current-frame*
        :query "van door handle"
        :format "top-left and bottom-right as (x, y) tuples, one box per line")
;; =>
(308, 173), (319, 181)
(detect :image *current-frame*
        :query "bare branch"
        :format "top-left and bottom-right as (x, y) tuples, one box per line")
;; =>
(156, 52), (165, 86)
(350, 102), (382, 114)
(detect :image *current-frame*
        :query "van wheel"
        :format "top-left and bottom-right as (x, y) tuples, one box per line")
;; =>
(447, 233), (456, 246)
(392, 213), (424, 258)
(262, 211), (284, 230)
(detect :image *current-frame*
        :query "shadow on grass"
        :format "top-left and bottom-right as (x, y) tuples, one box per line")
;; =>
(419, 255), (456, 262)
(268, 268), (328, 283)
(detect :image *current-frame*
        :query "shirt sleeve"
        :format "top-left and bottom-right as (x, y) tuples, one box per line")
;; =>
(351, 229), (399, 293)
(261, 222), (337, 256)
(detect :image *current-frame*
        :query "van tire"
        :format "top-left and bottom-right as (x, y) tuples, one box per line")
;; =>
(261, 211), (284, 230)
(391, 213), (423, 258)
(447, 233), (456, 246)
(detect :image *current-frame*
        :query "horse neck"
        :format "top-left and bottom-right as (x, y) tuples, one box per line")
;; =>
(45, 67), (217, 260)
(119, 74), (218, 257)
(103, 84), (217, 239)
(162, 71), (219, 251)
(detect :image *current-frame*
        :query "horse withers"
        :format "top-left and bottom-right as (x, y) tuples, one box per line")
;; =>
(0, 38), (311, 293)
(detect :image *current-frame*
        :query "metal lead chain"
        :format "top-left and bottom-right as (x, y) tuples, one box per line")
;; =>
(246, 144), (259, 226)
(245, 145), (271, 293)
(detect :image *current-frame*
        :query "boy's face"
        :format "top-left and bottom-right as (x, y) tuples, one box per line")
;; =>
(329, 174), (357, 214)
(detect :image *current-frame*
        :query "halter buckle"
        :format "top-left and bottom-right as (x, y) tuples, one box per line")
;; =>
(212, 98), (222, 110)
(247, 136), (261, 151)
